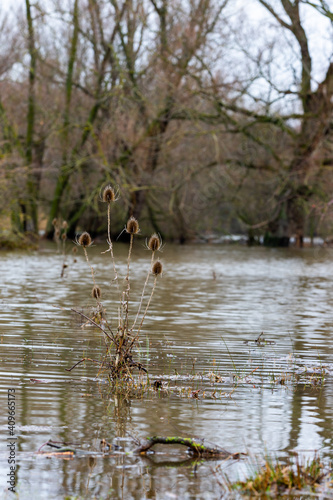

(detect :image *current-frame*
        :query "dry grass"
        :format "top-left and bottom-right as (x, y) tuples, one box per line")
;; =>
(226, 454), (332, 496)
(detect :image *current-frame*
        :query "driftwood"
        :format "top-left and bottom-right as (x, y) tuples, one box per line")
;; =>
(133, 436), (243, 459)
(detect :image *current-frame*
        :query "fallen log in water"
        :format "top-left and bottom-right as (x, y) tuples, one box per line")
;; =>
(133, 436), (243, 458)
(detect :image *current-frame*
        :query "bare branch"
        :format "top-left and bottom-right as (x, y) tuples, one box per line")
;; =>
(257, 0), (293, 30)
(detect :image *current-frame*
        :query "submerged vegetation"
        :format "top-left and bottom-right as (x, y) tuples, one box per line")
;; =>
(224, 454), (333, 497)
(67, 184), (163, 380)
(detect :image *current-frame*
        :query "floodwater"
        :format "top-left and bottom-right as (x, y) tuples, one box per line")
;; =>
(0, 242), (333, 499)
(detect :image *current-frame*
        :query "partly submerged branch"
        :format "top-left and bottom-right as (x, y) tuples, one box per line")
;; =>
(133, 436), (244, 458)
(65, 357), (102, 372)
(71, 308), (115, 342)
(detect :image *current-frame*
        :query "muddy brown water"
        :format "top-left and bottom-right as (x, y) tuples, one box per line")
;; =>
(0, 242), (333, 499)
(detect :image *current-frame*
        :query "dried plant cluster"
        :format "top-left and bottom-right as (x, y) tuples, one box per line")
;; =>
(71, 185), (163, 380)
(225, 454), (332, 496)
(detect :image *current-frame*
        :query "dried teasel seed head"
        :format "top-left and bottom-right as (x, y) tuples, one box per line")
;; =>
(102, 185), (116, 203)
(55, 228), (60, 239)
(147, 233), (161, 252)
(91, 285), (101, 300)
(61, 233), (67, 241)
(62, 220), (68, 229)
(78, 231), (92, 247)
(126, 216), (140, 235)
(52, 218), (58, 227)
(152, 260), (163, 276)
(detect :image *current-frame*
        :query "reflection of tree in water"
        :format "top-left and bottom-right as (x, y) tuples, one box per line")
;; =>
(285, 384), (333, 460)
(281, 272), (333, 459)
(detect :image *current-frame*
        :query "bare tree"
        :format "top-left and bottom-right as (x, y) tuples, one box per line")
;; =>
(2, 0), (333, 245)
(203, 0), (333, 245)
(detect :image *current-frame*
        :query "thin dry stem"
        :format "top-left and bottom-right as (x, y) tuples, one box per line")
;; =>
(118, 304), (122, 332)
(66, 358), (101, 372)
(96, 346), (114, 378)
(72, 306), (115, 367)
(83, 247), (96, 288)
(107, 203), (111, 243)
(71, 308), (114, 342)
(127, 234), (134, 279)
(137, 276), (157, 336)
(83, 247), (104, 316)
(106, 203), (120, 296)
(124, 233), (134, 333)
(130, 251), (155, 332)
(125, 276), (158, 356)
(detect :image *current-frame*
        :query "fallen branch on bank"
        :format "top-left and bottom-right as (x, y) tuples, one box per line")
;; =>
(133, 436), (244, 458)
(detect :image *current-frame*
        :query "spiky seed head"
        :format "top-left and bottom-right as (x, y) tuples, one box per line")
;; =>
(61, 233), (67, 241)
(78, 231), (92, 247)
(62, 220), (68, 229)
(55, 228), (60, 239)
(102, 185), (116, 203)
(148, 233), (161, 252)
(126, 216), (140, 235)
(152, 260), (163, 276)
(91, 285), (101, 300)
(52, 218), (58, 227)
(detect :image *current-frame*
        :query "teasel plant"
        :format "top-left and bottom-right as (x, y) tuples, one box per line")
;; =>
(53, 218), (69, 278)
(67, 184), (164, 380)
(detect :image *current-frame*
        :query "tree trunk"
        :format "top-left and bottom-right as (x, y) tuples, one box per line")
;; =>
(25, 0), (38, 234)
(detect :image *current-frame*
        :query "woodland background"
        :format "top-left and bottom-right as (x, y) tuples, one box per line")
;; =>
(0, 0), (333, 246)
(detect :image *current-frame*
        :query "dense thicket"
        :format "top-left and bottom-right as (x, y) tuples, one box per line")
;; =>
(0, 0), (332, 246)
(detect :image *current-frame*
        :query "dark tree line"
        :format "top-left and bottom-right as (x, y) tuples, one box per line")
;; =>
(0, 0), (332, 246)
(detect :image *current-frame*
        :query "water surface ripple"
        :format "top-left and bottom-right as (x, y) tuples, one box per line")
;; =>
(0, 243), (333, 499)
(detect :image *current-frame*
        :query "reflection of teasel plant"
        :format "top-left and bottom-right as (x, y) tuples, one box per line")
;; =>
(69, 184), (163, 380)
